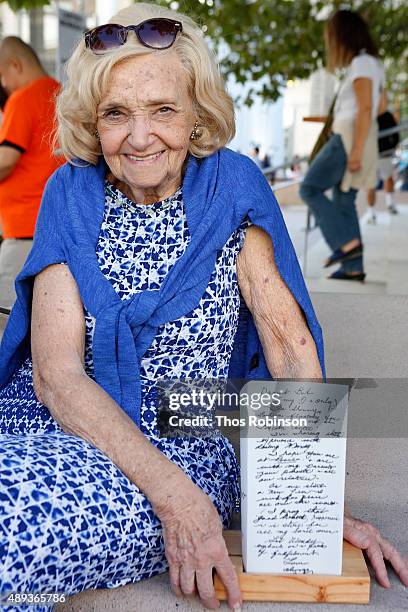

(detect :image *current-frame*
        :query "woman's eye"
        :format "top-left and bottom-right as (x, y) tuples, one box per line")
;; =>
(157, 106), (174, 115)
(105, 109), (124, 120)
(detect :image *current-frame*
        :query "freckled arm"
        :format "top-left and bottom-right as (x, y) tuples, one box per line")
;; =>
(237, 225), (323, 379)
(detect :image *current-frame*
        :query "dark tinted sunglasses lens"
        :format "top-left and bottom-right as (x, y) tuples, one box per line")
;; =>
(90, 25), (125, 52)
(138, 20), (178, 49)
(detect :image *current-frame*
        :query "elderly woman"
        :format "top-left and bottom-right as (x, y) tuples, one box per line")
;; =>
(0, 3), (406, 611)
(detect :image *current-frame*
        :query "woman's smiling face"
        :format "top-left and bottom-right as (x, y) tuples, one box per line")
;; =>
(96, 50), (196, 204)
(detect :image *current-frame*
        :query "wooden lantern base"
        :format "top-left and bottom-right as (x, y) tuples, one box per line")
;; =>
(214, 530), (370, 604)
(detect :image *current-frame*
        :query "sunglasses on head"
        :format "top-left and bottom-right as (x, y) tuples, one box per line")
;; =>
(84, 18), (183, 54)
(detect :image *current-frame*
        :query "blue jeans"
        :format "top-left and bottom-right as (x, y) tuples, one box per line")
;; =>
(300, 134), (363, 273)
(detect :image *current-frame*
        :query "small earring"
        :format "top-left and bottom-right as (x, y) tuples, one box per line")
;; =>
(190, 120), (200, 141)
(95, 129), (100, 141)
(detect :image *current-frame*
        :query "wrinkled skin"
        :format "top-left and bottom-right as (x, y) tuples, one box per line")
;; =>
(96, 50), (196, 205)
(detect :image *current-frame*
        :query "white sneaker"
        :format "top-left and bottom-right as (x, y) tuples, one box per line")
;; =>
(367, 214), (377, 224)
(388, 203), (398, 214)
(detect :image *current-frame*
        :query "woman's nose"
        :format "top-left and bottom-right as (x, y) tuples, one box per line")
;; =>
(127, 114), (153, 151)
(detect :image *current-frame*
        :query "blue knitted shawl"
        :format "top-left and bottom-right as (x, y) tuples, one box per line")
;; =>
(0, 148), (325, 426)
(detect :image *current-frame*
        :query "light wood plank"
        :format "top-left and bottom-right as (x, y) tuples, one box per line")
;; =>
(215, 530), (370, 604)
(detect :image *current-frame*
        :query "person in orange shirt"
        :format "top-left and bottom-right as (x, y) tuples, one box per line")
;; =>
(0, 36), (64, 308)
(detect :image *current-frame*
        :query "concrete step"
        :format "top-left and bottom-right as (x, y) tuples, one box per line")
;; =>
(311, 292), (408, 377)
(386, 260), (408, 295)
(385, 204), (408, 265)
(306, 276), (386, 294)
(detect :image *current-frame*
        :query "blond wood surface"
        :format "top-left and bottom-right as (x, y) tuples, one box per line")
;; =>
(214, 530), (370, 604)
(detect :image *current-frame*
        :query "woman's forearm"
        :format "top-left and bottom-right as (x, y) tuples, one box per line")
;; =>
(254, 311), (323, 380)
(352, 108), (371, 154)
(35, 370), (186, 510)
(237, 225), (323, 381)
(351, 77), (373, 156)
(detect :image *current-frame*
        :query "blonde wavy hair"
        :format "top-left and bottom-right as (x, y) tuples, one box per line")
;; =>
(56, 2), (235, 164)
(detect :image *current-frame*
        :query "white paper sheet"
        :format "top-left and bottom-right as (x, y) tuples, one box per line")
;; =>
(240, 381), (348, 575)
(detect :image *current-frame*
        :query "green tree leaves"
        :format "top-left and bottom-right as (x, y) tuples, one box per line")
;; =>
(157, 0), (407, 103)
(2, 0), (50, 9)
(1, 0), (406, 103)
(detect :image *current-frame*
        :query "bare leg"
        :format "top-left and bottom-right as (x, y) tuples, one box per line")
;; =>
(367, 188), (376, 207)
(385, 176), (398, 212)
(366, 188), (377, 223)
(338, 237), (361, 252)
(385, 176), (394, 193)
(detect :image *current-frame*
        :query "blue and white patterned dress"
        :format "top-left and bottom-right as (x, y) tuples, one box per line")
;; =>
(0, 181), (249, 610)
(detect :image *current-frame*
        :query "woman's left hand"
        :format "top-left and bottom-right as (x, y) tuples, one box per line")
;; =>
(344, 512), (408, 587)
(347, 150), (362, 172)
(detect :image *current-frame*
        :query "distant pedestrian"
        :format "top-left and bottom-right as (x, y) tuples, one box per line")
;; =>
(291, 154), (301, 173)
(0, 37), (64, 308)
(261, 153), (271, 169)
(300, 10), (385, 281)
(367, 92), (400, 223)
(250, 145), (262, 167)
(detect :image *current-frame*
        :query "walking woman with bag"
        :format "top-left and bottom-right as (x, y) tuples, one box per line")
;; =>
(300, 9), (385, 281)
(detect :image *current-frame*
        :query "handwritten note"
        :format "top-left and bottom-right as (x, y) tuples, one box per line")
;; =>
(240, 381), (348, 575)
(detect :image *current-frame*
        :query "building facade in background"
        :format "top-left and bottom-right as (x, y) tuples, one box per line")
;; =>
(0, 0), (130, 76)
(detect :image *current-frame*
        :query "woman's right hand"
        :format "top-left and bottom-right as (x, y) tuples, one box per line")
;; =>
(152, 472), (242, 611)
(348, 148), (362, 172)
